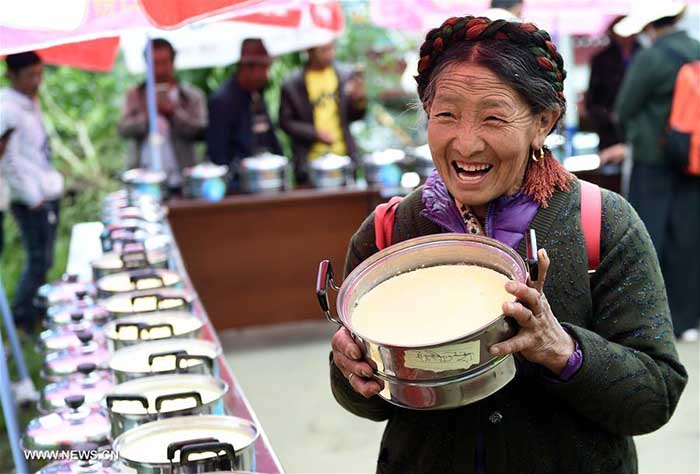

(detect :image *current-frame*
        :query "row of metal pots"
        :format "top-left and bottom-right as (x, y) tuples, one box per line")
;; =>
(25, 188), (260, 473)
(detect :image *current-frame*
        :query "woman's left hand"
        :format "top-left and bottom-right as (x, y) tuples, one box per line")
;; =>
(489, 248), (576, 376)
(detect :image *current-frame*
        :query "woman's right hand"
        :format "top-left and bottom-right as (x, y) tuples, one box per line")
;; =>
(331, 327), (383, 398)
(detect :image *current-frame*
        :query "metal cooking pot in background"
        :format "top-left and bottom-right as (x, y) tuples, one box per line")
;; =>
(113, 415), (258, 473)
(317, 233), (527, 410)
(91, 239), (171, 281)
(42, 331), (112, 382)
(40, 362), (114, 413)
(100, 220), (164, 253)
(102, 289), (195, 318)
(405, 144), (435, 183)
(102, 205), (166, 225)
(309, 153), (354, 189)
(239, 153), (290, 193)
(104, 374), (228, 438)
(45, 294), (111, 328)
(363, 149), (405, 187)
(109, 338), (220, 382)
(96, 269), (181, 298)
(103, 311), (203, 351)
(35, 274), (96, 318)
(38, 314), (107, 353)
(183, 162), (228, 201)
(122, 168), (167, 202)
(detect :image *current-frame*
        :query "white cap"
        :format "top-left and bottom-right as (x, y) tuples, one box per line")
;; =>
(614, 0), (686, 37)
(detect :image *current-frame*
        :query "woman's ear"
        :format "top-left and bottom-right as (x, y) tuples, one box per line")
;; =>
(531, 108), (561, 149)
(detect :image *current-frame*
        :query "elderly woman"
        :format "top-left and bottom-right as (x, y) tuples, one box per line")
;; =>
(329, 16), (687, 474)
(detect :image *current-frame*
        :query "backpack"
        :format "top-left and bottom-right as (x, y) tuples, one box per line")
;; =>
(373, 180), (601, 272)
(660, 46), (700, 176)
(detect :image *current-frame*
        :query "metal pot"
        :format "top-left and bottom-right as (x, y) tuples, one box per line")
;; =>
(39, 315), (107, 353)
(101, 220), (164, 253)
(46, 295), (111, 328)
(104, 374), (228, 438)
(102, 289), (195, 318)
(91, 239), (171, 281)
(363, 149), (405, 187)
(239, 153), (290, 193)
(103, 311), (203, 351)
(35, 274), (97, 317)
(23, 395), (111, 468)
(113, 415), (258, 473)
(406, 144), (435, 183)
(309, 153), (354, 189)
(183, 163), (228, 201)
(43, 332), (112, 382)
(317, 233), (527, 410)
(122, 168), (167, 202)
(96, 269), (181, 298)
(40, 363), (115, 413)
(102, 205), (166, 225)
(110, 339), (220, 382)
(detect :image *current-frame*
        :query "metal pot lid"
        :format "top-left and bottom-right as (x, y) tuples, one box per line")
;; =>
(240, 153), (288, 171)
(39, 325), (107, 352)
(102, 206), (165, 223)
(92, 241), (169, 272)
(44, 334), (112, 376)
(105, 374), (227, 415)
(122, 168), (167, 185)
(113, 415), (258, 465)
(364, 148), (406, 166)
(36, 275), (96, 308)
(96, 269), (180, 295)
(185, 162), (228, 179)
(24, 396), (111, 451)
(47, 301), (111, 326)
(42, 364), (114, 411)
(310, 153), (352, 171)
(110, 339), (219, 376)
(102, 289), (194, 315)
(103, 311), (202, 342)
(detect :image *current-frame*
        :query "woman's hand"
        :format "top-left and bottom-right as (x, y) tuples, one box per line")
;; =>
(489, 249), (575, 376)
(331, 327), (383, 398)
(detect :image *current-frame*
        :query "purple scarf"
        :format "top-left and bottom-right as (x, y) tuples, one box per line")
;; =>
(420, 170), (539, 249)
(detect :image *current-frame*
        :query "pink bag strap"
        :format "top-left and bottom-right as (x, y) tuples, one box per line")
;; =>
(373, 196), (403, 250)
(579, 180), (602, 272)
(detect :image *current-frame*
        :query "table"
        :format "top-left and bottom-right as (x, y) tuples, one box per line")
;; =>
(68, 223), (285, 474)
(167, 186), (382, 330)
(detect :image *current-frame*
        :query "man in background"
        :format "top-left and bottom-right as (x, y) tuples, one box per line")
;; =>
(207, 38), (282, 188)
(118, 38), (208, 192)
(0, 51), (63, 332)
(279, 41), (366, 184)
(482, 0), (524, 21)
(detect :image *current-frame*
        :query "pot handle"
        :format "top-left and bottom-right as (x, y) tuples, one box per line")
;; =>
(154, 391), (203, 412)
(105, 394), (149, 410)
(148, 350), (187, 367)
(316, 260), (342, 326)
(175, 354), (214, 373)
(166, 438), (219, 463)
(114, 321), (147, 334)
(140, 323), (175, 339)
(129, 271), (164, 289)
(120, 243), (150, 269)
(179, 442), (237, 470)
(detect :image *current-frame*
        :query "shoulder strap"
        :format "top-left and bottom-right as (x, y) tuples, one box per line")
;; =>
(579, 180), (602, 272)
(374, 196), (404, 250)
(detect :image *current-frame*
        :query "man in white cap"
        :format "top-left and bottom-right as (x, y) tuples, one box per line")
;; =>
(482, 0), (524, 21)
(615, 0), (700, 342)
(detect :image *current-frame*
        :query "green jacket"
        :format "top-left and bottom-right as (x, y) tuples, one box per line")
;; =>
(329, 181), (687, 474)
(615, 30), (700, 166)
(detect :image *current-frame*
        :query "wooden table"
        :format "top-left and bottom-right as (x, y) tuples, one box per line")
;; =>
(168, 187), (382, 330)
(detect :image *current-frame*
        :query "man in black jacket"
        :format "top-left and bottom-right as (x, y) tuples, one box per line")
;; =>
(279, 41), (366, 184)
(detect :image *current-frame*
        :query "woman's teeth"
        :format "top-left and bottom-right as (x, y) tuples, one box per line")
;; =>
(452, 161), (493, 174)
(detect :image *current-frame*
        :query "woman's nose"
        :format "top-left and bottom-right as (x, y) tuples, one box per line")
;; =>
(452, 121), (486, 156)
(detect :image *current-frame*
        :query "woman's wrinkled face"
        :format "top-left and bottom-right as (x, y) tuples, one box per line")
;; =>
(427, 63), (555, 210)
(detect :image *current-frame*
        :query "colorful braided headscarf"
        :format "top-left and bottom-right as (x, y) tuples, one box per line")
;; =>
(415, 16), (573, 206)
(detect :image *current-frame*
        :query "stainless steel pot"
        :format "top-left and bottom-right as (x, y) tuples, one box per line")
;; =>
(309, 153), (354, 188)
(42, 332), (112, 382)
(113, 415), (258, 473)
(35, 274), (96, 317)
(91, 238), (171, 281)
(363, 148), (405, 187)
(183, 162), (228, 201)
(239, 153), (290, 193)
(39, 316), (107, 353)
(96, 269), (181, 298)
(103, 311), (203, 351)
(40, 362), (115, 413)
(122, 168), (167, 202)
(101, 289), (195, 318)
(45, 295), (111, 328)
(316, 233), (527, 410)
(101, 219), (164, 253)
(406, 144), (435, 183)
(102, 205), (166, 225)
(109, 338), (220, 382)
(104, 374), (228, 438)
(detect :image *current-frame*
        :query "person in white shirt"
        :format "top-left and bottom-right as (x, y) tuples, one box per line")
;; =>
(0, 51), (63, 332)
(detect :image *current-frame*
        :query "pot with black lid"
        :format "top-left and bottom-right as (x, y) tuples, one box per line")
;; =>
(39, 312), (107, 353)
(95, 268), (181, 299)
(35, 274), (97, 318)
(104, 373), (228, 438)
(102, 289), (195, 318)
(91, 239), (171, 281)
(45, 292), (111, 328)
(113, 415), (258, 473)
(23, 395), (112, 470)
(40, 362), (115, 413)
(42, 331), (112, 382)
(103, 311), (203, 351)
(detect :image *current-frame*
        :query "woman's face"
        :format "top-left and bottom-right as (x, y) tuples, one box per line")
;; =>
(427, 63), (557, 209)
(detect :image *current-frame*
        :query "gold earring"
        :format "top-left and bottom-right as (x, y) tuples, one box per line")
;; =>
(531, 148), (545, 162)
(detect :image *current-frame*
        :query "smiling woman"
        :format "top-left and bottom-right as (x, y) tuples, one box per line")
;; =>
(328, 15), (687, 474)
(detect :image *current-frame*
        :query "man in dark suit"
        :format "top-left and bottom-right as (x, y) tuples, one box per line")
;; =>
(279, 41), (367, 184)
